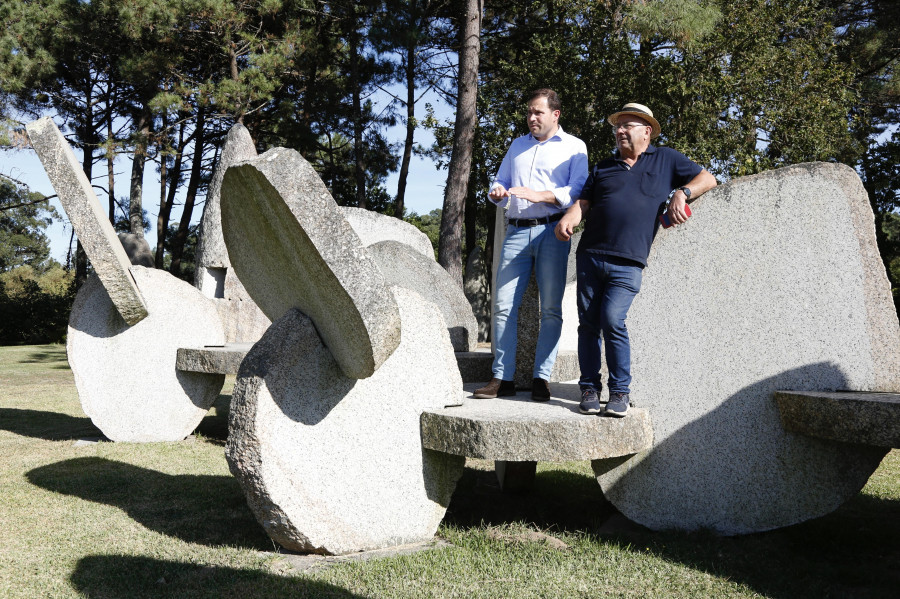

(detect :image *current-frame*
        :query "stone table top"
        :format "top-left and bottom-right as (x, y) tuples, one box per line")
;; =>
(421, 382), (653, 462)
(776, 390), (900, 448)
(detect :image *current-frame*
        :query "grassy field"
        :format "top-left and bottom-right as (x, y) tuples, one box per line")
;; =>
(1, 344), (898, 598)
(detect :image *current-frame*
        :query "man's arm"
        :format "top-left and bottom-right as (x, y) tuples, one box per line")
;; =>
(555, 198), (590, 241)
(666, 169), (717, 225)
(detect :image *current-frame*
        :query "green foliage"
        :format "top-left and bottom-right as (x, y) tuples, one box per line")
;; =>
(405, 207), (441, 258)
(162, 222), (200, 283)
(0, 178), (57, 273)
(0, 263), (75, 344)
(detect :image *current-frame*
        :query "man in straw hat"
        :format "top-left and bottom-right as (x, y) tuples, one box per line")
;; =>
(555, 102), (717, 417)
(474, 88), (588, 402)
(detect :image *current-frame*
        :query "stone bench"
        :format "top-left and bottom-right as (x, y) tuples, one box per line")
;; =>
(422, 383), (653, 490)
(776, 390), (900, 448)
(176, 343), (579, 384)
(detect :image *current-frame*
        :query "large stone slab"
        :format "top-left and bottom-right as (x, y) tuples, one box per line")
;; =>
(595, 162), (898, 534)
(26, 117), (147, 325)
(776, 390), (900, 448)
(368, 240), (478, 351)
(68, 267), (226, 442)
(226, 287), (465, 555)
(194, 124), (271, 343)
(220, 148), (401, 379)
(422, 383), (652, 461)
(341, 206), (435, 259)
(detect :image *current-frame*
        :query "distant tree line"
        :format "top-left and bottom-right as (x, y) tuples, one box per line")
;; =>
(0, 0), (898, 343)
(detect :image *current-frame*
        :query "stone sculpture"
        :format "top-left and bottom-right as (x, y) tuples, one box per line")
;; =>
(593, 162), (900, 534)
(368, 240), (478, 352)
(220, 148), (401, 379)
(27, 118), (226, 442)
(342, 205), (435, 259)
(194, 124), (271, 343)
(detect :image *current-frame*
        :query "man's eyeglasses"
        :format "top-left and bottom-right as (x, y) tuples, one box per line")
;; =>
(612, 123), (650, 132)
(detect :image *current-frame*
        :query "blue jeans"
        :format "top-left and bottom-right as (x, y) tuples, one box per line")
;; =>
(492, 223), (570, 380)
(576, 253), (643, 394)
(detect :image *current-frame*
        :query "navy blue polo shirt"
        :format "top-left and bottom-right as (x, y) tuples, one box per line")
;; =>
(576, 145), (703, 267)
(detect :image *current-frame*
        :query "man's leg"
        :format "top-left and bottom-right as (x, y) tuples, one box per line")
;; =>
(475, 225), (532, 397)
(532, 223), (570, 382)
(576, 252), (605, 391)
(598, 260), (642, 417)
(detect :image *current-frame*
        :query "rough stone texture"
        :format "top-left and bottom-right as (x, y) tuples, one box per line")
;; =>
(226, 287), (465, 555)
(456, 348), (494, 383)
(594, 162), (899, 534)
(176, 343), (255, 374)
(369, 240), (478, 351)
(117, 233), (155, 267)
(67, 267), (226, 442)
(341, 206), (435, 259)
(220, 148), (401, 379)
(463, 245), (491, 342)
(194, 123), (271, 343)
(776, 390), (900, 448)
(421, 382), (653, 461)
(26, 117), (147, 325)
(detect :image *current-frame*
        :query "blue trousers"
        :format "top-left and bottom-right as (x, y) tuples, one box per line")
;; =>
(492, 223), (570, 380)
(576, 253), (643, 394)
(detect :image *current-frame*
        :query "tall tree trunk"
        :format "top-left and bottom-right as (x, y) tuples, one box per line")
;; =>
(439, 0), (481, 288)
(395, 14), (417, 219)
(349, 6), (367, 209)
(170, 107), (206, 277)
(156, 122), (188, 268)
(129, 107), (152, 237)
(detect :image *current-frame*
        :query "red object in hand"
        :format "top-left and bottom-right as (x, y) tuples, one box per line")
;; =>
(659, 203), (692, 228)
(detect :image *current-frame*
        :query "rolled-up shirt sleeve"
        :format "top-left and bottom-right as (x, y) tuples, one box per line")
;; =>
(548, 144), (588, 209)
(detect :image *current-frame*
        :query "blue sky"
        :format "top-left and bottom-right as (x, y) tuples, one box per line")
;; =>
(0, 91), (453, 265)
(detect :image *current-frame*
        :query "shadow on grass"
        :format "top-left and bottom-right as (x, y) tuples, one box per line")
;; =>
(0, 407), (102, 440)
(71, 555), (365, 598)
(444, 463), (614, 533)
(193, 393), (232, 442)
(24, 347), (70, 368)
(593, 491), (900, 599)
(27, 457), (271, 550)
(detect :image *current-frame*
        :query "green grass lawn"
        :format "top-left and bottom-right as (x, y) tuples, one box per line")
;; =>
(1, 344), (898, 598)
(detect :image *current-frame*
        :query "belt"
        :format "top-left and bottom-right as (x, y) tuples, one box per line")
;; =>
(508, 213), (564, 227)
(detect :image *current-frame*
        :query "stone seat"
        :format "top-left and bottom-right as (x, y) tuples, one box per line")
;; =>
(775, 390), (900, 448)
(422, 383), (652, 461)
(421, 383), (653, 490)
(176, 343), (580, 385)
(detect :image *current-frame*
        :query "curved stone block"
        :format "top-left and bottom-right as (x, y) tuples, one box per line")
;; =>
(194, 123), (271, 343)
(226, 287), (465, 555)
(342, 206), (435, 259)
(220, 148), (400, 379)
(68, 267), (226, 442)
(27, 117), (147, 325)
(595, 162), (897, 534)
(369, 240), (478, 351)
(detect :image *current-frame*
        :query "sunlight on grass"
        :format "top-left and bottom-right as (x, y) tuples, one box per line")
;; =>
(1, 345), (898, 598)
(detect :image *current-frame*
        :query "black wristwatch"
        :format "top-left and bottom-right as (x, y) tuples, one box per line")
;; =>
(677, 186), (691, 199)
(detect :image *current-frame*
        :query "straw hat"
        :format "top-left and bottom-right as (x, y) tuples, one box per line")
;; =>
(607, 102), (661, 139)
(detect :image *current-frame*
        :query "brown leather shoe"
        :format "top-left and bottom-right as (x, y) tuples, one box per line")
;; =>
(531, 378), (551, 402)
(473, 378), (516, 399)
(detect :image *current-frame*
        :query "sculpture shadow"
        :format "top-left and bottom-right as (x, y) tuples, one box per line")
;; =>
(71, 555), (367, 598)
(0, 407), (102, 441)
(27, 457), (270, 549)
(444, 462), (612, 533)
(592, 360), (899, 597)
(23, 348), (70, 369)
(193, 392), (232, 442)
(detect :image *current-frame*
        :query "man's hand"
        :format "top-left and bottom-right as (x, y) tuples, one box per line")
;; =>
(508, 186), (557, 204)
(555, 212), (579, 241)
(489, 185), (510, 202)
(666, 190), (690, 226)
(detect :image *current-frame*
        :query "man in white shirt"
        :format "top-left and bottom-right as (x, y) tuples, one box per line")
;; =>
(474, 88), (589, 401)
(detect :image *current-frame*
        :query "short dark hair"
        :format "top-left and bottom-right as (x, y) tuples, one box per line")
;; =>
(528, 88), (561, 112)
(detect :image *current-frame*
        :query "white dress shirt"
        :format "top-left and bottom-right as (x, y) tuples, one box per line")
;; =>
(489, 126), (589, 219)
